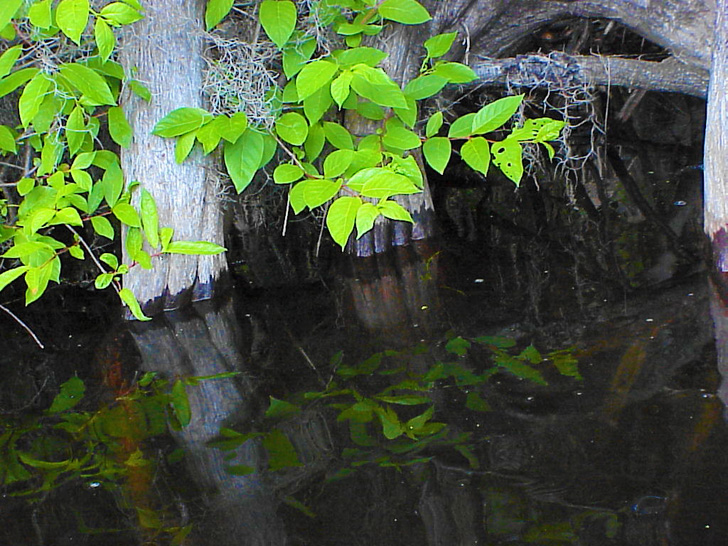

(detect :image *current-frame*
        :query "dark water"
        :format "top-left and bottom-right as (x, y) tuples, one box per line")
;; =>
(1, 260), (726, 545)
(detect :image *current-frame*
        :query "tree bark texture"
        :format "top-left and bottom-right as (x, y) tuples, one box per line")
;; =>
(471, 53), (709, 98)
(119, 0), (226, 315)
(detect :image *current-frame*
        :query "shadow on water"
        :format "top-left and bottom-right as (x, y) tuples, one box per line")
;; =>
(1, 260), (728, 545)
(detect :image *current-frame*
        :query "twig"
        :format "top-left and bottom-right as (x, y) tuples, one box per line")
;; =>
(0, 303), (44, 349)
(66, 225), (121, 294)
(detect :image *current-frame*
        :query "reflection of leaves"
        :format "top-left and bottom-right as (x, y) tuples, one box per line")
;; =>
(47, 376), (85, 414)
(263, 429), (302, 471)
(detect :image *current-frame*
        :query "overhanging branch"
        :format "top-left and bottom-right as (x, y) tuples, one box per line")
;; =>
(470, 52), (709, 98)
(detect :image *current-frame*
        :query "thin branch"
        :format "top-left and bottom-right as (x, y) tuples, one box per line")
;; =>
(0, 303), (44, 349)
(66, 225), (120, 295)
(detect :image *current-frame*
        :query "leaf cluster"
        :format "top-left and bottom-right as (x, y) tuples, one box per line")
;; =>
(0, 1), (226, 320)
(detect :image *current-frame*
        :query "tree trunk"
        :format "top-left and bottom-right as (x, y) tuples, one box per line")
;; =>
(119, 0), (226, 315)
(703, 0), (728, 409)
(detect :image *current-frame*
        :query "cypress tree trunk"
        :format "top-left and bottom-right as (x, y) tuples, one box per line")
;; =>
(703, 0), (728, 407)
(119, 0), (226, 315)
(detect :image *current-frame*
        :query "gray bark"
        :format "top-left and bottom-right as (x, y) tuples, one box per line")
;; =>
(471, 53), (709, 98)
(119, 0), (226, 315)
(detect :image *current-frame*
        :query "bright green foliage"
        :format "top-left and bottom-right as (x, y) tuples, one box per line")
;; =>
(0, 1), (226, 322)
(154, 0), (566, 255)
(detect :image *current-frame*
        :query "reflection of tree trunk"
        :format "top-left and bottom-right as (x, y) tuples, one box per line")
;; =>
(343, 241), (442, 345)
(130, 298), (287, 545)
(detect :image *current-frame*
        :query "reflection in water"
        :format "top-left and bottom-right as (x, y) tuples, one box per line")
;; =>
(130, 298), (289, 545)
(2, 270), (728, 544)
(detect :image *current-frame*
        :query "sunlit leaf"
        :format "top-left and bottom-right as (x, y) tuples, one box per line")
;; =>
(327, 196), (361, 249)
(259, 0), (297, 49)
(205, 0), (234, 30)
(55, 0), (89, 45)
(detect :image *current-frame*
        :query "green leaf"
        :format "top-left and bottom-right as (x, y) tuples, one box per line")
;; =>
(48, 377), (85, 414)
(424, 32), (458, 59)
(378, 0), (431, 24)
(25, 262), (54, 305)
(0, 125), (16, 153)
(0, 0), (22, 34)
(19, 72), (51, 128)
(263, 428), (302, 471)
(296, 59), (338, 101)
(102, 161), (124, 207)
(276, 112), (308, 145)
(16, 177), (34, 195)
(323, 121), (353, 150)
(376, 394), (430, 405)
(164, 240), (226, 255)
(360, 170), (420, 199)
(0, 45), (22, 79)
(259, 0), (297, 49)
(303, 85), (333, 125)
(196, 116), (226, 153)
(94, 18), (115, 64)
(472, 94), (523, 135)
(273, 163), (304, 184)
(265, 396), (301, 419)
(108, 106), (132, 148)
(447, 112), (476, 138)
(350, 65), (407, 109)
(100, 2), (143, 25)
(100, 252), (118, 269)
(0, 266), (28, 292)
(224, 130), (264, 193)
(422, 137), (450, 175)
(171, 380), (191, 426)
(432, 62), (477, 84)
(304, 122), (325, 160)
(0, 67), (38, 99)
(140, 189), (159, 248)
(153, 107), (213, 138)
(461, 136), (490, 176)
(491, 138), (523, 185)
(175, 130), (197, 163)
(59, 63), (116, 106)
(333, 47), (387, 68)
(95, 271), (114, 289)
(425, 111), (443, 138)
(303, 179), (341, 208)
(52, 207), (83, 226)
(355, 202), (379, 237)
(113, 203), (141, 227)
(378, 199), (413, 222)
(404, 74), (448, 100)
(445, 335), (471, 356)
(382, 126), (421, 150)
(66, 106), (86, 156)
(91, 216), (114, 239)
(282, 38), (316, 78)
(56, 0), (90, 46)
(221, 112), (248, 143)
(205, 0), (233, 30)
(331, 70), (353, 108)
(289, 181), (307, 214)
(129, 79), (151, 101)
(327, 196), (362, 249)
(324, 149), (354, 178)
(119, 288), (151, 321)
